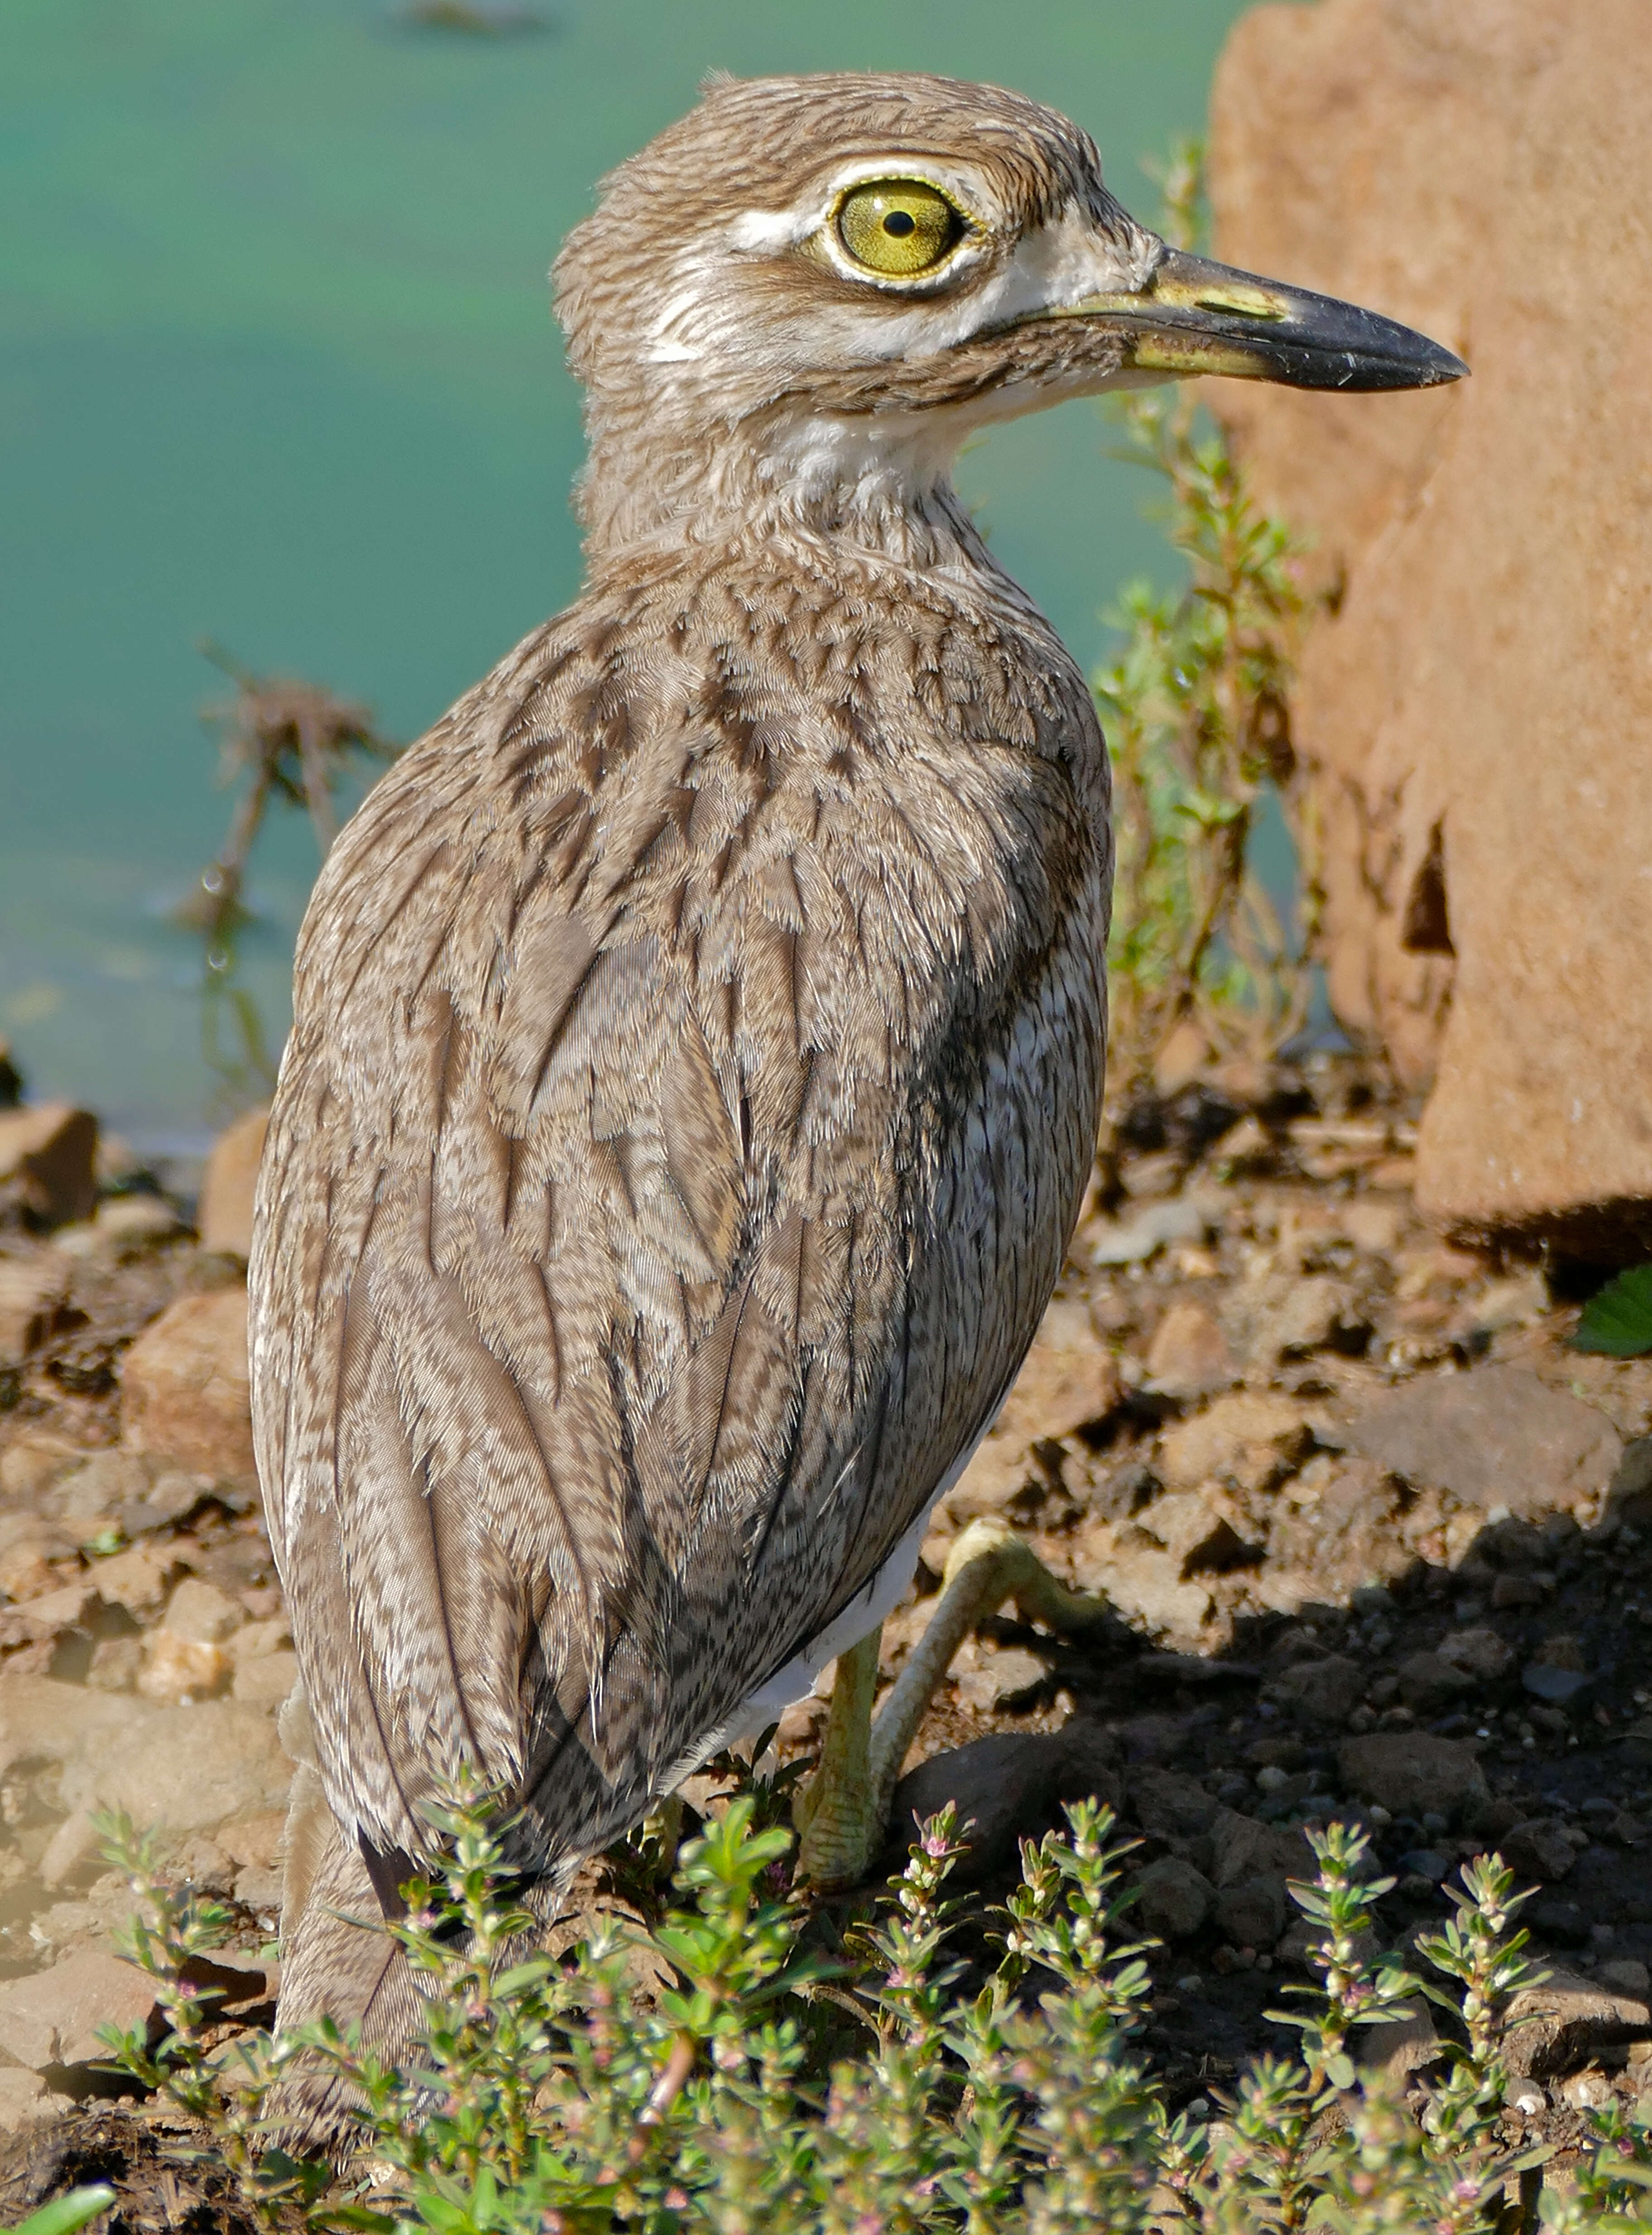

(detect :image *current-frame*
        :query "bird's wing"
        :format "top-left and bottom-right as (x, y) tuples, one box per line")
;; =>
(251, 583), (1106, 1868)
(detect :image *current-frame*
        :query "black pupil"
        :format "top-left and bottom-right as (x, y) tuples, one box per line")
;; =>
(882, 210), (917, 237)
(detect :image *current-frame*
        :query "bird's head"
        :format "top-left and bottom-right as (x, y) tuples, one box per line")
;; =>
(555, 72), (1464, 561)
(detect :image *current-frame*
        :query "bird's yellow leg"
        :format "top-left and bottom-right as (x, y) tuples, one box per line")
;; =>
(794, 1516), (1111, 1890)
(793, 1625), (882, 1885)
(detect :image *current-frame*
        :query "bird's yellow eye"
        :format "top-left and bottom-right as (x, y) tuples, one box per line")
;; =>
(835, 179), (965, 278)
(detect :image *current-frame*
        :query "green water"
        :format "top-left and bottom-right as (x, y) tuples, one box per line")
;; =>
(0, 0), (1251, 1159)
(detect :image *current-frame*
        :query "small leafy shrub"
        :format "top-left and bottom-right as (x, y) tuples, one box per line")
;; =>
(93, 1789), (1652, 2234)
(1097, 142), (1318, 1105)
(1574, 1265), (1652, 1358)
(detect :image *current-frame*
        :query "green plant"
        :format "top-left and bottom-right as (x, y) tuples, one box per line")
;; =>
(1574, 1265), (1652, 1358)
(84, 1783), (1652, 2235)
(1097, 139), (1317, 1107)
(11, 2191), (118, 2235)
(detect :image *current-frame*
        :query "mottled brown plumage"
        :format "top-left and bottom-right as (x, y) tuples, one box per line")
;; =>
(248, 69), (1462, 2122)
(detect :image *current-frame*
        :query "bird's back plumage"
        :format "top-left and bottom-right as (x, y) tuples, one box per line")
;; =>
(252, 532), (1111, 1891)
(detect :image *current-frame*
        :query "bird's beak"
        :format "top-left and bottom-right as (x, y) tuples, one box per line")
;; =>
(1041, 243), (1467, 393)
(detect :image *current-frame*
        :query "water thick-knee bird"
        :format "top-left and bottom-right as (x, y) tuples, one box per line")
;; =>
(248, 70), (1463, 2125)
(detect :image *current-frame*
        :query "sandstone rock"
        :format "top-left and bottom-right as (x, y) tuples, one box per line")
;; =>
(1209, 0), (1652, 1255)
(1144, 1301), (1234, 1400)
(0, 1255), (71, 1364)
(0, 1947), (156, 2072)
(1338, 1732), (1488, 1822)
(1133, 1854), (1215, 1942)
(1503, 1967), (1652, 2079)
(1346, 1365), (1621, 1516)
(0, 1104), (98, 1227)
(1158, 1392), (1309, 1494)
(94, 1194), (183, 1246)
(120, 1285), (254, 1477)
(0, 1579), (94, 1650)
(1340, 1201), (1402, 1254)
(197, 1106), (269, 1260)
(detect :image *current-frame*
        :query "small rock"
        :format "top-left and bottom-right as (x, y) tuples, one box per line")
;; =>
(84, 1540), (183, 1616)
(884, 1725), (1120, 1889)
(0, 2068), (57, 2129)
(1222, 1274), (1365, 1365)
(1338, 1731), (1489, 1822)
(1359, 2000), (1441, 2082)
(61, 1696), (293, 1835)
(0, 1256), (72, 1364)
(0, 1580), (96, 1650)
(0, 1432), (85, 1501)
(95, 1194), (183, 1246)
(1216, 1872), (1287, 1949)
(1090, 1198), (1210, 1267)
(1492, 1573), (1547, 1610)
(951, 1641), (1048, 1714)
(1070, 1524), (1212, 1643)
(85, 1636), (144, 1693)
(120, 1285), (254, 1477)
(1468, 1272), (1548, 1334)
(1396, 1651), (1476, 1716)
(1523, 1664), (1591, 1704)
(0, 1103), (99, 1226)
(1208, 1808), (1311, 1889)
(138, 1631), (232, 1704)
(1503, 1818), (1578, 1883)
(1133, 1487), (1258, 1576)
(197, 1107), (269, 1260)
(1340, 1201), (1402, 1253)
(1134, 1853), (1215, 1941)
(1158, 1392), (1309, 1493)
(1129, 1767), (1219, 1840)
(1144, 1301), (1234, 1400)
(1438, 1626), (1514, 1680)
(1266, 1652), (1367, 1728)
(53, 1449), (152, 1534)
(232, 1649), (299, 1711)
(1346, 1364), (1622, 1517)
(0, 1947), (156, 2071)
(1503, 1967), (1652, 2079)
(1396, 1848), (1450, 1883)
(941, 1301), (1120, 1525)
(162, 1577), (244, 1645)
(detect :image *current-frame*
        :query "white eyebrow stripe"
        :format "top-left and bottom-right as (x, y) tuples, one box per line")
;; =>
(728, 208), (811, 252)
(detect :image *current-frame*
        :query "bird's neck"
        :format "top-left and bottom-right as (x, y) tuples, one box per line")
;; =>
(576, 402), (1004, 583)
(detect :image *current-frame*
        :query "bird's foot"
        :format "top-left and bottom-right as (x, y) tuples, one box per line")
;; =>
(793, 1517), (1110, 1890)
